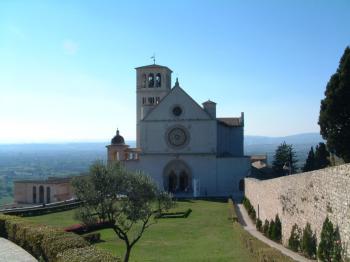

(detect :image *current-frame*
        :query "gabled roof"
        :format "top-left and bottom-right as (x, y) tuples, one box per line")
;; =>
(143, 84), (212, 121)
(135, 64), (173, 72)
(217, 117), (242, 127)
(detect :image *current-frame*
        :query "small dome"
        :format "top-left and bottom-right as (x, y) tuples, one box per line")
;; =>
(111, 129), (125, 145)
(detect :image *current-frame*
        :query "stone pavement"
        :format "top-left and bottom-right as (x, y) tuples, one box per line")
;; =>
(0, 238), (37, 262)
(235, 204), (314, 262)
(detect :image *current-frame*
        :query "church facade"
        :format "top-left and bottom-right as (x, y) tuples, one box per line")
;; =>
(106, 64), (250, 197)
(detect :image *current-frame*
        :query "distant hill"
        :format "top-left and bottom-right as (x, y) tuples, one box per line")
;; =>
(245, 132), (324, 167)
(245, 133), (324, 146)
(0, 133), (323, 175)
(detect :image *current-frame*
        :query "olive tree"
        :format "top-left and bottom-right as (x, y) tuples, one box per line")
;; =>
(72, 161), (173, 262)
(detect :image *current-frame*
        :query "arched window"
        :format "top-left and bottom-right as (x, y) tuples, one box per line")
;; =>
(148, 73), (154, 87)
(155, 73), (161, 87)
(32, 186), (37, 203)
(46, 187), (51, 203)
(141, 74), (146, 88)
(39, 185), (44, 204)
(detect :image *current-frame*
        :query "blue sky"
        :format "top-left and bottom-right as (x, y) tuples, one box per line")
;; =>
(0, 0), (349, 143)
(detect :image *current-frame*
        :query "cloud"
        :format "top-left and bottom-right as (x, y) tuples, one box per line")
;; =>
(63, 39), (79, 55)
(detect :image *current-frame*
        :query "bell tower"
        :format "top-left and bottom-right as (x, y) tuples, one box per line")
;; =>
(135, 64), (172, 147)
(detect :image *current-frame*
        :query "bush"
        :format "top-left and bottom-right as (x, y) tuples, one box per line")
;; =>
(64, 221), (112, 235)
(242, 196), (256, 222)
(263, 219), (270, 236)
(256, 218), (262, 232)
(268, 219), (275, 240)
(42, 231), (89, 261)
(236, 222), (295, 262)
(288, 224), (301, 252)
(301, 222), (317, 259)
(0, 214), (118, 261)
(318, 217), (343, 262)
(56, 246), (118, 262)
(83, 232), (101, 244)
(274, 214), (282, 242)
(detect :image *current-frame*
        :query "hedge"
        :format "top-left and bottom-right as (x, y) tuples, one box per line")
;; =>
(56, 246), (116, 262)
(242, 196), (256, 222)
(64, 221), (113, 235)
(0, 214), (118, 261)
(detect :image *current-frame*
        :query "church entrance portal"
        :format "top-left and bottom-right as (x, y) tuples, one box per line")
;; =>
(168, 171), (177, 193)
(163, 160), (192, 194)
(179, 171), (189, 192)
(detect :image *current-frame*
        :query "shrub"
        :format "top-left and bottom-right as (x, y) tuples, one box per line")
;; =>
(268, 219), (275, 240)
(332, 227), (342, 262)
(301, 222), (317, 259)
(288, 224), (301, 252)
(274, 214), (282, 242)
(83, 232), (101, 244)
(256, 218), (262, 232)
(263, 219), (270, 236)
(242, 196), (256, 222)
(0, 214), (118, 261)
(56, 246), (118, 262)
(64, 221), (112, 235)
(42, 231), (90, 261)
(318, 217), (343, 262)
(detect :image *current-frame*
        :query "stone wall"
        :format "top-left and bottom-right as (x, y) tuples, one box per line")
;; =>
(245, 164), (350, 255)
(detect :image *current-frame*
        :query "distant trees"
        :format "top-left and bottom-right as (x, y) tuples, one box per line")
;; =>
(319, 46), (350, 163)
(303, 147), (316, 172)
(72, 161), (173, 262)
(272, 142), (297, 176)
(303, 143), (330, 172)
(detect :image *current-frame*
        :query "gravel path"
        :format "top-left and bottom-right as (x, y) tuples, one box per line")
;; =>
(0, 238), (37, 262)
(235, 203), (314, 262)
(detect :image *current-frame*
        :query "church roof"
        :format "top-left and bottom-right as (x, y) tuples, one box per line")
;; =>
(203, 100), (216, 105)
(135, 64), (173, 72)
(217, 117), (242, 127)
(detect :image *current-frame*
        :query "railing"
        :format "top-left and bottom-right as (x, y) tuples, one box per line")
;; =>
(0, 199), (82, 217)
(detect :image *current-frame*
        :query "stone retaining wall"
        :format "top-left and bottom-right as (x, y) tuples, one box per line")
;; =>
(245, 164), (350, 255)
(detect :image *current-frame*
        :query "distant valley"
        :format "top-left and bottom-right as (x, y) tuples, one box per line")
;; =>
(0, 133), (324, 205)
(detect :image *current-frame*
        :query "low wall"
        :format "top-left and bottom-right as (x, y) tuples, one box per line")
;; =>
(245, 164), (350, 255)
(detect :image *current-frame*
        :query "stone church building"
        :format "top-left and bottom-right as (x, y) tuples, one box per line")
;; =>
(107, 64), (250, 197)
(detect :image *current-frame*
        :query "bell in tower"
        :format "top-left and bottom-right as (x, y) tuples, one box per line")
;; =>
(135, 64), (173, 147)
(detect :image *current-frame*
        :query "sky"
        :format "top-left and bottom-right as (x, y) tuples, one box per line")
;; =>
(0, 0), (349, 143)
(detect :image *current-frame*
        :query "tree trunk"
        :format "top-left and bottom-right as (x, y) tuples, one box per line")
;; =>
(123, 246), (131, 262)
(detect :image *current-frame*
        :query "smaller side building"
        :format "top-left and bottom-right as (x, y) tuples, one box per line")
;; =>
(14, 177), (74, 205)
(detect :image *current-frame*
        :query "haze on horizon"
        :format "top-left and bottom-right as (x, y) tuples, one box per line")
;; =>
(1, 0), (350, 143)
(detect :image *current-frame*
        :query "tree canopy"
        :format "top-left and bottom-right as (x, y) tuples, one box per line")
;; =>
(72, 161), (173, 262)
(303, 147), (315, 172)
(319, 46), (350, 163)
(272, 142), (298, 176)
(303, 143), (330, 172)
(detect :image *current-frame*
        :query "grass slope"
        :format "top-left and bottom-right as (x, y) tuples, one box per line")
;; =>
(24, 200), (284, 262)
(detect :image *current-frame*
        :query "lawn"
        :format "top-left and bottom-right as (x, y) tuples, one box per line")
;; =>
(24, 200), (264, 261)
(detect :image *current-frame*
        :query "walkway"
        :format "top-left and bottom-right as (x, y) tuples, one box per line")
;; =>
(0, 238), (37, 262)
(235, 204), (313, 262)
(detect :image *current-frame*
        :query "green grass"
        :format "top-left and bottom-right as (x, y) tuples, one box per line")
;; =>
(24, 200), (289, 262)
